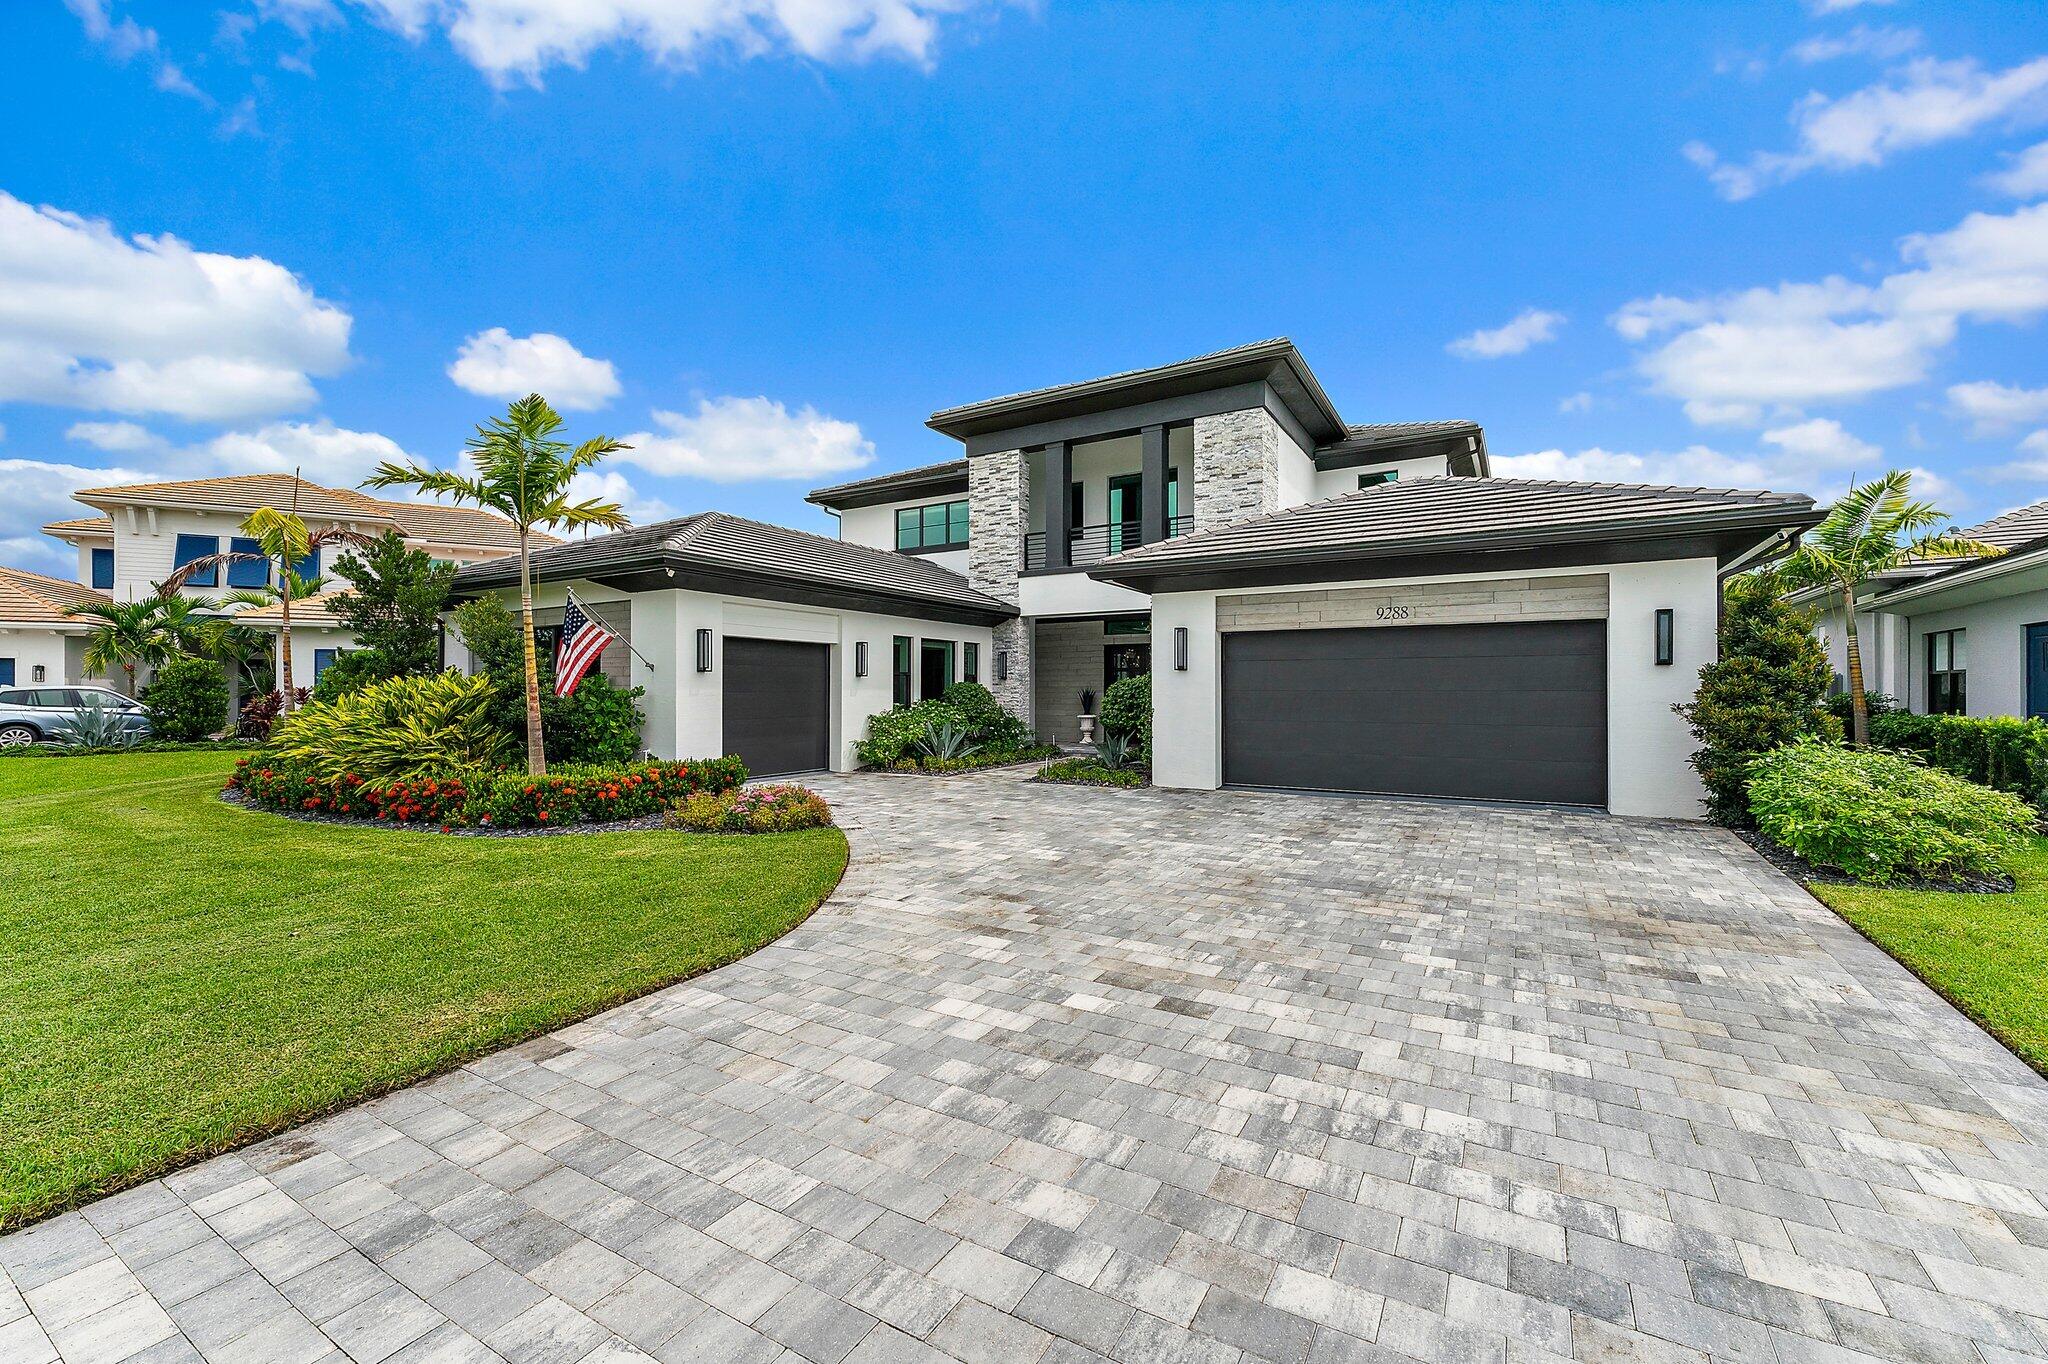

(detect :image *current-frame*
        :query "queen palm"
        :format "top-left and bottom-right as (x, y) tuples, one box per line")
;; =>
(365, 394), (629, 775)
(63, 597), (177, 696)
(1777, 470), (2003, 746)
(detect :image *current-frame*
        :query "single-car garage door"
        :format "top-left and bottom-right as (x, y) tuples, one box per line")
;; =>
(722, 637), (830, 777)
(1222, 620), (1607, 806)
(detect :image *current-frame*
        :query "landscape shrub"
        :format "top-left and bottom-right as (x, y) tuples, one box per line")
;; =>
(886, 744), (1061, 773)
(1826, 690), (1898, 730)
(268, 672), (510, 783)
(1099, 673), (1151, 751)
(451, 597), (646, 763)
(857, 689), (1040, 768)
(1037, 756), (1147, 788)
(140, 656), (231, 742)
(665, 783), (834, 833)
(856, 699), (969, 767)
(944, 681), (1033, 751)
(236, 689), (307, 740)
(230, 754), (746, 829)
(1674, 575), (1837, 824)
(1865, 711), (2048, 808)
(1747, 739), (2033, 884)
(49, 696), (142, 751)
(308, 651), (385, 705)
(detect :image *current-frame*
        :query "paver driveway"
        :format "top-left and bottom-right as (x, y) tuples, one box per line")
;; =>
(6, 769), (2048, 1364)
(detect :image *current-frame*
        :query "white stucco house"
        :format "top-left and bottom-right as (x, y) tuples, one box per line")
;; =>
(454, 339), (1822, 817)
(1803, 498), (2048, 719)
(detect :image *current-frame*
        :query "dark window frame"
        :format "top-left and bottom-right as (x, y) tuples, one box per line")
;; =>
(90, 547), (115, 590)
(894, 499), (970, 553)
(1358, 470), (1400, 490)
(173, 533), (221, 587)
(919, 638), (956, 700)
(892, 635), (912, 707)
(963, 642), (979, 684)
(1927, 628), (1967, 716)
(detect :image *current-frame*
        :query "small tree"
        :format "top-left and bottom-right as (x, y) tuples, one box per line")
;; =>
(366, 394), (629, 775)
(1776, 471), (2002, 745)
(63, 598), (177, 696)
(1674, 573), (1838, 825)
(140, 655), (231, 741)
(327, 532), (457, 681)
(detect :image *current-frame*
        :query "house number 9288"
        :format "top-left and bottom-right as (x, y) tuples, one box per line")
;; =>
(1375, 605), (1412, 621)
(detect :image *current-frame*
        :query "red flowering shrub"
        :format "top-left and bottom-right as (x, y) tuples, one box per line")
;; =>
(228, 754), (747, 830)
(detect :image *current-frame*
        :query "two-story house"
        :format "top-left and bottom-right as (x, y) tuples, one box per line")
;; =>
(6, 473), (532, 694)
(454, 340), (1822, 817)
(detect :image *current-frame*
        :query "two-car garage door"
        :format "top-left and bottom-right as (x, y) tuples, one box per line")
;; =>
(1222, 620), (1608, 807)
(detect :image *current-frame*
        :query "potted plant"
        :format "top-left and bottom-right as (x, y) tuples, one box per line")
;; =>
(1078, 688), (1097, 745)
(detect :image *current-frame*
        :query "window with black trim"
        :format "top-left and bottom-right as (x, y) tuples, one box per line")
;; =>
(1927, 629), (1966, 715)
(90, 547), (114, 590)
(964, 642), (979, 683)
(892, 635), (912, 706)
(895, 500), (969, 552)
(1358, 470), (1399, 490)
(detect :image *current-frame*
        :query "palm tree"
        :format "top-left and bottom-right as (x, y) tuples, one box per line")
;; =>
(162, 501), (370, 713)
(63, 598), (177, 696)
(1777, 470), (2004, 745)
(364, 394), (629, 775)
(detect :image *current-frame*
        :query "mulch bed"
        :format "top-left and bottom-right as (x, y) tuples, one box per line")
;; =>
(1735, 827), (2015, 895)
(218, 789), (671, 838)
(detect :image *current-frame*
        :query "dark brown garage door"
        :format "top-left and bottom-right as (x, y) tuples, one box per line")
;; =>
(722, 637), (830, 777)
(1222, 621), (1607, 806)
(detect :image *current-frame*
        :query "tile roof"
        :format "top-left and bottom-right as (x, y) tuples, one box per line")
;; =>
(61, 473), (537, 550)
(806, 458), (969, 508)
(40, 516), (114, 536)
(1333, 420), (1482, 445)
(0, 566), (109, 623)
(1090, 476), (1820, 580)
(1961, 498), (2048, 550)
(232, 590), (345, 625)
(452, 512), (1015, 617)
(370, 500), (554, 550)
(930, 339), (1294, 421)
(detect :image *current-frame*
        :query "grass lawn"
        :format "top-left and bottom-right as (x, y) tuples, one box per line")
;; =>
(0, 752), (847, 1231)
(1809, 835), (2048, 1077)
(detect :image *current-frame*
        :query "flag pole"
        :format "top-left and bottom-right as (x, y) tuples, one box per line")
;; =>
(566, 587), (656, 672)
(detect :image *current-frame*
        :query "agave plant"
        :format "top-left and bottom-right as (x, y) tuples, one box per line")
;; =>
(50, 695), (142, 751)
(1094, 731), (1140, 771)
(912, 720), (982, 763)
(268, 671), (511, 782)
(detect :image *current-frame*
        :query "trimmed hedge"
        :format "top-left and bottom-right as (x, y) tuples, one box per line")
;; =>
(1867, 711), (2048, 808)
(229, 754), (747, 829)
(1748, 739), (2033, 884)
(886, 744), (1060, 773)
(1037, 757), (1148, 788)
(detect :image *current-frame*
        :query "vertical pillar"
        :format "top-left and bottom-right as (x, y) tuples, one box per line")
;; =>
(1043, 440), (1072, 570)
(1140, 423), (1169, 544)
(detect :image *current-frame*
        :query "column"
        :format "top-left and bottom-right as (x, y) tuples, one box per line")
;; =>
(1140, 423), (1169, 544)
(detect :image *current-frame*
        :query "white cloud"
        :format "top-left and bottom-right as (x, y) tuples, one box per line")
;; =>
(1760, 416), (1882, 468)
(568, 468), (671, 526)
(447, 328), (621, 410)
(1446, 308), (1565, 359)
(197, 420), (415, 488)
(65, 420), (165, 453)
(1804, 0), (1894, 12)
(1788, 25), (1920, 66)
(64, 0), (209, 102)
(1985, 140), (2048, 199)
(1687, 55), (2048, 200)
(0, 192), (353, 421)
(345, 0), (1008, 86)
(617, 395), (873, 483)
(1558, 391), (1593, 414)
(1614, 200), (2048, 424)
(1493, 439), (1944, 505)
(0, 456), (157, 574)
(1947, 380), (2048, 432)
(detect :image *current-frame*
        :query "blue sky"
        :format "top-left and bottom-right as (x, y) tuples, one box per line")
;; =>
(2, 0), (2046, 576)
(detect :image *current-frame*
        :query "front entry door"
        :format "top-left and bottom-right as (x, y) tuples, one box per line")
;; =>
(919, 639), (955, 699)
(2028, 624), (2048, 719)
(1105, 642), (1149, 690)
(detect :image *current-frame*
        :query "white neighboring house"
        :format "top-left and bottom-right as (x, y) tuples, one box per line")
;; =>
(11, 473), (535, 694)
(456, 339), (1823, 816)
(1802, 498), (2048, 719)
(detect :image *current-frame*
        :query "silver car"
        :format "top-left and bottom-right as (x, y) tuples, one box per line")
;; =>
(0, 686), (152, 746)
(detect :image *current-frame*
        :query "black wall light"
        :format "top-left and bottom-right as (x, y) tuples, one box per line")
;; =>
(1173, 626), (1189, 671)
(854, 641), (868, 677)
(696, 628), (714, 672)
(994, 650), (1009, 682)
(1654, 609), (1674, 666)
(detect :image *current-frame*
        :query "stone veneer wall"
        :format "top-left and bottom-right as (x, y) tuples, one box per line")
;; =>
(1192, 408), (1281, 530)
(968, 449), (1033, 724)
(1033, 618), (1151, 745)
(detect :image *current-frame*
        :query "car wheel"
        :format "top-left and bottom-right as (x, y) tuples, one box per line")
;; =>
(0, 724), (39, 747)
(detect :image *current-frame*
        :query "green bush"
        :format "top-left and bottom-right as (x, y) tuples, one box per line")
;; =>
(1675, 575), (1838, 824)
(308, 650), (385, 706)
(1100, 673), (1151, 751)
(451, 597), (646, 764)
(666, 783), (834, 833)
(886, 744), (1061, 773)
(1866, 711), (2048, 808)
(139, 656), (230, 742)
(1748, 739), (2034, 884)
(856, 700), (968, 767)
(231, 754), (746, 828)
(268, 671), (511, 783)
(1038, 756), (1147, 788)
(1826, 690), (1898, 730)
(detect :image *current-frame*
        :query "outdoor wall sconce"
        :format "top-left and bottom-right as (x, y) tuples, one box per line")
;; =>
(1654, 609), (1674, 666)
(854, 641), (868, 677)
(696, 629), (713, 672)
(32, 665), (46, 683)
(994, 650), (1009, 682)
(1173, 627), (1189, 671)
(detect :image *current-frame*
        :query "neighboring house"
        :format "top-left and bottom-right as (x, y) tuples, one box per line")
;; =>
(13, 473), (534, 689)
(1803, 498), (2048, 719)
(0, 566), (107, 689)
(457, 338), (1821, 816)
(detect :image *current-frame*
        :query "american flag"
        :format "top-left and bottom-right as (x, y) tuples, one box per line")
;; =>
(554, 592), (618, 697)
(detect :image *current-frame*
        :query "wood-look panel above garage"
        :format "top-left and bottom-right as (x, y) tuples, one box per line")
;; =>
(1216, 574), (1607, 633)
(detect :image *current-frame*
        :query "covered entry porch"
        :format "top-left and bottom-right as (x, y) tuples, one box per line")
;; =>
(1031, 612), (1151, 746)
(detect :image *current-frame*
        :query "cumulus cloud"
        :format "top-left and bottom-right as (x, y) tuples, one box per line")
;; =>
(1446, 308), (1565, 360)
(1948, 380), (2048, 433)
(344, 0), (1008, 85)
(1687, 55), (2048, 200)
(568, 468), (672, 526)
(1987, 429), (2048, 481)
(0, 456), (157, 574)
(1494, 436), (1942, 504)
(1760, 416), (1882, 468)
(447, 328), (621, 410)
(1613, 200), (2048, 425)
(617, 395), (873, 483)
(0, 192), (353, 421)
(65, 420), (165, 453)
(1985, 140), (2048, 199)
(1788, 25), (1920, 66)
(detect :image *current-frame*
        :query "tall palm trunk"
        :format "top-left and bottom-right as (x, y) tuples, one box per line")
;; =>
(518, 530), (546, 776)
(279, 592), (296, 713)
(1841, 583), (1868, 747)
(122, 662), (136, 698)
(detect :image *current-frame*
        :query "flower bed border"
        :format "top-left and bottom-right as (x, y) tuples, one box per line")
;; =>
(219, 789), (673, 837)
(1033, 757), (1151, 789)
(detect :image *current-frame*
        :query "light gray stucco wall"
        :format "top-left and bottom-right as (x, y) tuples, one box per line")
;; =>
(1899, 589), (2048, 718)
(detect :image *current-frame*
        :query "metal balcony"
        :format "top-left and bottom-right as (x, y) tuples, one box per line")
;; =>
(1023, 516), (1191, 571)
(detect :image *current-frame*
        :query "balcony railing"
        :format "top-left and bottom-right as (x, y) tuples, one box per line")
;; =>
(1023, 516), (1191, 571)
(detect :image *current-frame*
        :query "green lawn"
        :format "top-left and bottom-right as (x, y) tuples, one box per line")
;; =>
(1810, 836), (2048, 1077)
(0, 752), (847, 1230)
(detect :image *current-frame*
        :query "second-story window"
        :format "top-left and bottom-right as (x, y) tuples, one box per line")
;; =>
(173, 534), (220, 587)
(896, 500), (969, 552)
(90, 547), (114, 590)
(227, 536), (270, 588)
